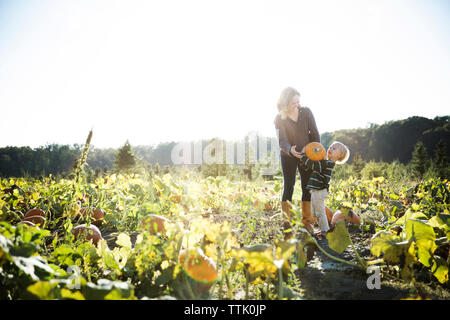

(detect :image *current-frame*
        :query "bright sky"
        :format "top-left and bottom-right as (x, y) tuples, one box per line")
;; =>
(0, 0), (449, 149)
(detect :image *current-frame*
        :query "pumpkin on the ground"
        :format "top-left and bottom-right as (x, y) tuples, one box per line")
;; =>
(178, 248), (218, 284)
(331, 210), (361, 225)
(141, 214), (170, 234)
(325, 206), (334, 223)
(72, 224), (103, 245)
(78, 208), (105, 227)
(23, 215), (46, 226)
(24, 208), (46, 219)
(19, 220), (37, 228)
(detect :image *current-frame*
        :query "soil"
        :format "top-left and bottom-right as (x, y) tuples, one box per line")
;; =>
(293, 225), (450, 300)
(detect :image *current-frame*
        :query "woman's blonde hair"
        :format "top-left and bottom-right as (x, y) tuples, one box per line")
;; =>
(277, 87), (300, 120)
(329, 141), (350, 164)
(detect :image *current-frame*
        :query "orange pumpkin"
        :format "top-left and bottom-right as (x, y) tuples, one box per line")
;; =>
(91, 209), (105, 227)
(170, 194), (182, 203)
(23, 215), (46, 226)
(72, 224), (103, 245)
(253, 199), (261, 208)
(78, 207), (105, 227)
(178, 248), (218, 283)
(305, 142), (326, 161)
(325, 206), (334, 223)
(264, 201), (275, 211)
(331, 210), (361, 225)
(24, 208), (46, 219)
(141, 214), (170, 234)
(19, 220), (38, 228)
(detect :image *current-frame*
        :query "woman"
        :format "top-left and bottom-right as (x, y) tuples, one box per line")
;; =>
(274, 87), (320, 238)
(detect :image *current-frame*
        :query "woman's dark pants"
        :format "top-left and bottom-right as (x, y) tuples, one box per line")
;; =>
(280, 154), (311, 202)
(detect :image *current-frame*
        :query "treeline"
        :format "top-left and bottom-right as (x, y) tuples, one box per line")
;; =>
(321, 115), (449, 163)
(0, 115), (448, 178)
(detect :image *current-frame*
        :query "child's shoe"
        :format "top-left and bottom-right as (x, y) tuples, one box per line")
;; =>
(314, 229), (328, 240)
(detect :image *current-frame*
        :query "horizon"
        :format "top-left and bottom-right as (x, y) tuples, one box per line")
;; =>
(1, 0), (449, 149)
(0, 113), (446, 150)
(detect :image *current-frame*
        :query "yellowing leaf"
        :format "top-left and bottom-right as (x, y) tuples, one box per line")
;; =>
(395, 209), (427, 226)
(326, 220), (351, 254)
(232, 244), (277, 278)
(405, 219), (436, 267)
(431, 256), (449, 284)
(116, 233), (132, 250)
(27, 281), (57, 300)
(370, 231), (411, 264)
(60, 288), (85, 300)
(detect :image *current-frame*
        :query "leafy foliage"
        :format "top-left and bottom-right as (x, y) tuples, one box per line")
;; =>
(1, 161), (449, 299)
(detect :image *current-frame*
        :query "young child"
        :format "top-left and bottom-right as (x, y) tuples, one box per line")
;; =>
(298, 141), (350, 239)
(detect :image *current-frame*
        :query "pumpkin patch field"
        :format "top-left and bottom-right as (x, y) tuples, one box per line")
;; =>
(0, 169), (449, 300)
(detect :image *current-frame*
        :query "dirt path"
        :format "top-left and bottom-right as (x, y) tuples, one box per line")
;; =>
(294, 226), (450, 300)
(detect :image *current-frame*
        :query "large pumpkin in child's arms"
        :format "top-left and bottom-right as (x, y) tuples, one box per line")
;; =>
(304, 142), (326, 161)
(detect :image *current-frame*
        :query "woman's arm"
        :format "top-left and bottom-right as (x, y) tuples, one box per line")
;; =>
(275, 119), (293, 156)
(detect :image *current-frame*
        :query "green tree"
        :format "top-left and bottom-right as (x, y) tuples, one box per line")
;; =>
(361, 161), (387, 180)
(433, 139), (448, 179)
(114, 140), (136, 172)
(351, 152), (366, 179)
(410, 141), (428, 179)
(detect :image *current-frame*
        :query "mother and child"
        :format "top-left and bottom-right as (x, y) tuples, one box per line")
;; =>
(274, 86), (352, 240)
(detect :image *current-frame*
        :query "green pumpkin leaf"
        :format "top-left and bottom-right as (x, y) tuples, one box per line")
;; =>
(405, 219), (436, 267)
(155, 265), (176, 286)
(326, 220), (351, 254)
(60, 288), (85, 300)
(431, 256), (448, 284)
(429, 213), (450, 232)
(12, 255), (57, 281)
(82, 279), (135, 300)
(395, 209), (428, 226)
(116, 233), (132, 249)
(370, 231), (410, 264)
(232, 244), (277, 277)
(27, 281), (58, 299)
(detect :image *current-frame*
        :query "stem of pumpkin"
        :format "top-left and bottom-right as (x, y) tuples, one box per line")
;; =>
(265, 272), (271, 299)
(278, 267), (283, 300)
(225, 272), (233, 299)
(350, 241), (367, 269)
(244, 270), (249, 300)
(311, 238), (363, 269)
(366, 258), (384, 265)
(184, 276), (197, 299)
(217, 248), (223, 300)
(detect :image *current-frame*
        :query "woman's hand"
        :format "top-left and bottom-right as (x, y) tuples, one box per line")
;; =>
(290, 145), (303, 158)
